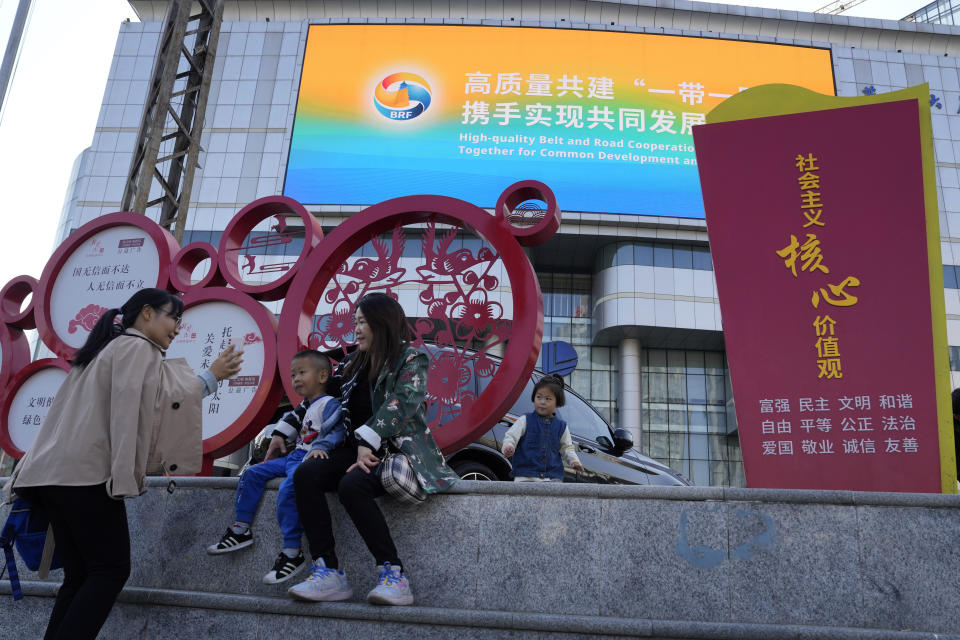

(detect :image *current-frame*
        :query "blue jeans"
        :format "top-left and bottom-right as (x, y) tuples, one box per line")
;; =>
(235, 448), (307, 549)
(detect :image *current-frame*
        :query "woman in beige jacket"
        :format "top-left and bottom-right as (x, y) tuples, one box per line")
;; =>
(6, 288), (243, 640)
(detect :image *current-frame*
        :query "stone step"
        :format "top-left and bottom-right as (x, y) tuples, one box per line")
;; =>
(2, 581), (953, 640)
(2, 478), (960, 638)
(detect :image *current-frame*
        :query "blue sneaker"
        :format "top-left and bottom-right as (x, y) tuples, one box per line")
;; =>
(366, 562), (414, 606)
(287, 559), (352, 602)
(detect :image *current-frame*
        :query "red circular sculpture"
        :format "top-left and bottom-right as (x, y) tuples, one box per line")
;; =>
(170, 242), (226, 292)
(0, 275), (39, 330)
(494, 179), (562, 247)
(178, 286), (283, 458)
(0, 321), (31, 399)
(218, 196), (325, 301)
(277, 182), (560, 454)
(33, 212), (180, 360)
(0, 358), (71, 458)
(2, 183), (560, 465)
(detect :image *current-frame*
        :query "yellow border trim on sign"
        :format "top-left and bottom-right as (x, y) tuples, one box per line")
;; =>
(702, 84), (956, 494)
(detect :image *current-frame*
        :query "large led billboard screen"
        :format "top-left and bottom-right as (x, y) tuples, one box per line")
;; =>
(284, 25), (835, 217)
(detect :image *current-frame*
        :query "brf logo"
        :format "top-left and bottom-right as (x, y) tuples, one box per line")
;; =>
(373, 72), (432, 121)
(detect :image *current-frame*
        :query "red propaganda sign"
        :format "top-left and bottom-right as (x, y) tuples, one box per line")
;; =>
(694, 87), (952, 492)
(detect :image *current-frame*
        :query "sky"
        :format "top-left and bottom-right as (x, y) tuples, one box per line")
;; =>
(0, 0), (934, 296)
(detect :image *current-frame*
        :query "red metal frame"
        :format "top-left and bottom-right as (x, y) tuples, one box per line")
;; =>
(0, 275), (39, 329)
(170, 241), (227, 292)
(217, 195), (325, 301)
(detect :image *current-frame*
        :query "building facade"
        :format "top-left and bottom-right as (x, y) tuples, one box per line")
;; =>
(52, 0), (960, 486)
(905, 0), (960, 25)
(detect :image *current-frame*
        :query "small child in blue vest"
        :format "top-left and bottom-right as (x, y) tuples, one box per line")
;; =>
(501, 375), (584, 481)
(206, 350), (345, 584)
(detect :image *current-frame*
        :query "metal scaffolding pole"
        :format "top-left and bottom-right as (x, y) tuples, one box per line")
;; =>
(121, 0), (223, 242)
(0, 0), (33, 120)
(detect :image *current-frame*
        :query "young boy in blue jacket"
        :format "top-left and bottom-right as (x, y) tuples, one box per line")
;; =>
(207, 350), (345, 584)
(502, 375), (584, 481)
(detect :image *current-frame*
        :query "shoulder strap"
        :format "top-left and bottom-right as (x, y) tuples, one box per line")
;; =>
(0, 504), (26, 600)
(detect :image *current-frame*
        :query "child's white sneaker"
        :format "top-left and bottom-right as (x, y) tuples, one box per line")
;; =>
(287, 559), (353, 602)
(366, 562), (414, 606)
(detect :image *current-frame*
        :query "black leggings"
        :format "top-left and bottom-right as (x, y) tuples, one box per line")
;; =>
(31, 484), (131, 640)
(293, 444), (401, 570)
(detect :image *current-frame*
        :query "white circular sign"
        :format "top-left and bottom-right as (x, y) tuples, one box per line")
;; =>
(49, 225), (161, 349)
(167, 301), (267, 440)
(7, 367), (68, 453)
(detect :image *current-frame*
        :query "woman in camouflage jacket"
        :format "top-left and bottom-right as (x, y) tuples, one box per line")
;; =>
(289, 293), (457, 606)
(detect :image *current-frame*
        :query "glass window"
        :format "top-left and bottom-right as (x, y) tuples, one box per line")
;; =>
(599, 244), (615, 270)
(668, 406), (687, 430)
(570, 369), (590, 398)
(945, 264), (958, 289)
(641, 347), (743, 487)
(689, 407), (708, 433)
(667, 373), (687, 403)
(706, 406), (727, 433)
(647, 432), (670, 459)
(706, 375), (726, 405)
(614, 243), (633, 266)
(653, 242), (673, 267)
(646, 372), (668, 403)
(667, 349), (686, 372)
(673, 245), (693, 269)
(689, 434), (709, 459)
(686, 351), (705, 374)
(590, 347), (612, 370)
(690, 460), (710, 486)
(554, 292), (573, 317)
(635, 242), (654, 266)
(402, 234), (421, 257)
(646, 348), (667, 372)
(669, 432), (687, 458)
(591, 369), (611, 401)
(551, 321), (571, 341)
(692, 246), (713, 270)
(646, 403), (670, 431)
(704, 351), (725, 373)
(462, 237), (482, 256)
(687, 374), (707, 404)
(571, 293), (590, 318)
(570, 318), (590, 344)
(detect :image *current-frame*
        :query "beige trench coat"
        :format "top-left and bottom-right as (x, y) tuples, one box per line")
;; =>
(7, 328), (203, 500)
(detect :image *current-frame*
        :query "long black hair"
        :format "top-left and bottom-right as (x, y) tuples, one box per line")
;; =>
(71, 288), (184, 368)
(344, 292), (412, 382)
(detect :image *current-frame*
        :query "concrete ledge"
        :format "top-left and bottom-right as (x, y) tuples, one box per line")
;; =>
(145, 476), (960, 509)
(3, 478), (959, 636)
(3, 582), (955, 640)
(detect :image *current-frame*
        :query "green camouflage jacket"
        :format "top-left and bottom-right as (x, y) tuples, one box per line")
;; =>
(351, 346), (458, 494)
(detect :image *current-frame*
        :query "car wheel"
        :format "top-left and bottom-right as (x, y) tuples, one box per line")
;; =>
(452, 460), (499, 481)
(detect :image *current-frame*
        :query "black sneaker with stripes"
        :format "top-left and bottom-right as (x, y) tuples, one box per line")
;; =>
(206, 527), (254, 555)
(263, 550), (306, 584)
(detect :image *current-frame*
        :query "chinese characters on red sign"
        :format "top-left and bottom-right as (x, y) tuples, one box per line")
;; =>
(694, 98), (944, 492)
